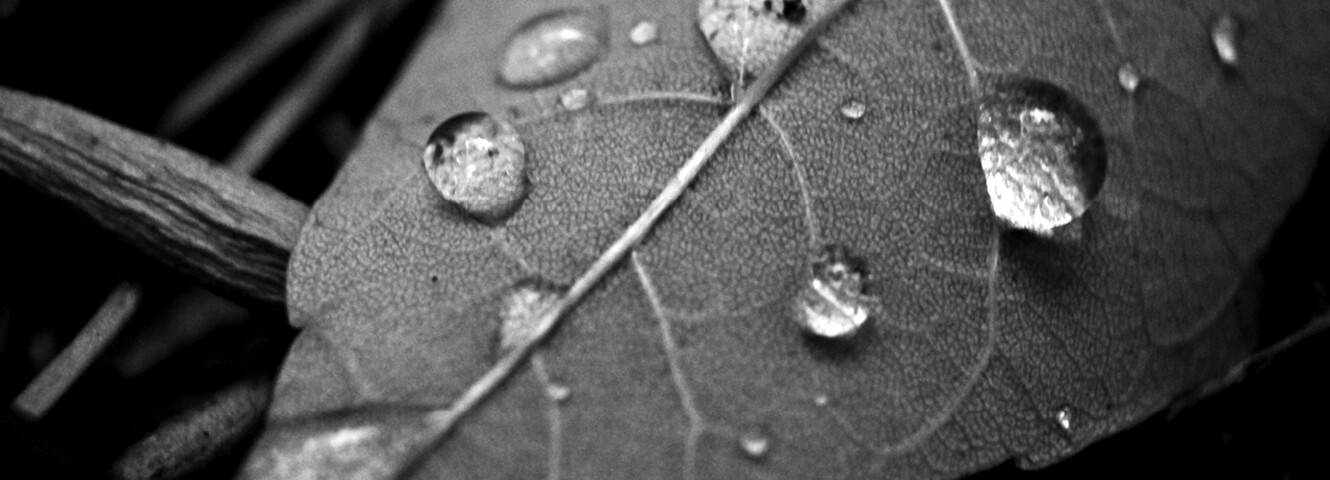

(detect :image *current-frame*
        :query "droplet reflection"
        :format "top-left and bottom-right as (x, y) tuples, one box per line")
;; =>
(977, 79), (1107, 234)
(629, 20), (658, 46)
(793, 244), (874, 339)
(499, 9), (608, 88)
(738, 430), (770, 459)
(499, 277), (566, 353)
(422, 112), (529, 223)
(1211, 15), (1240, 68)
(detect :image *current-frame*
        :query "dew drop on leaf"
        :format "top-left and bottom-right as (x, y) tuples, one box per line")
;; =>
(629, 20), (658, 46)
(1210, 14), (1241, 67)
(240, 407), (442, 480)
(839, 99), (866, 120)
(738, 430), (771, 459)
(697, 0), (821, 82)
(558, 87), (594, 111)
(422, 112), (529, 223)
(547, 383), (571, 402)
(814, 395), (829, 407)
(1116, 62), (1141, 94)
(498, 8), (607, 88)
(499, 277), (566, 353)
(1054, 406), (1074, 432)
(977, 80), (1108, 234)
(793, 244), (875, 340)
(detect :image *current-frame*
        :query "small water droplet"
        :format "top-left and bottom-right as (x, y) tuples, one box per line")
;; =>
(499, 8), (608, 88)
(814, 395), (829, 406)
(698, 0), (821, 82)
(738, 431), (770, 459)
(547, 383), (571, 402)
(793, 245), (875, 339)
(839, 99), (866, 120)
(629, 20), (658, 46)
(499, 277), (566, 352)
(558, 88), (593, 111)
(977, 80), (1107, 234)
(1116, 62), (1141, 93)
(422, 112), (529, 223)
(1054, 406), (1073, 432)
(1210, 15), (1240, 68)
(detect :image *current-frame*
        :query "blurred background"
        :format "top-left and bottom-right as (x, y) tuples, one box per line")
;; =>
(0, 1), (1327, 479)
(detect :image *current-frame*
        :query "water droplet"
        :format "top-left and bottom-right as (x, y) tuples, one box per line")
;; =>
(1054, 406), (1073, 432)
(839, 99), (866, 120)
(814, 395), (829, 406)
(977, 80), (1107, 234)
(793, 245), (875, 339)
(547, 383), (571, 402)
(499, 277), (566, 352)
(1210, 15), (1240, 68)
(1116, 62), (1141, 93)
(558, 87), (593, 111)
(698, 0), (821, 82)
(422, 112), (529, 223)
(629, 20), (658, 46)
(499, 8), (608, 88)
(738, 430), (770, 459)
(240, 407), (441, 480)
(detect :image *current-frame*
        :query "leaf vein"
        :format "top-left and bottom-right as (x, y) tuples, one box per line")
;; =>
(633, 254), (704, 480)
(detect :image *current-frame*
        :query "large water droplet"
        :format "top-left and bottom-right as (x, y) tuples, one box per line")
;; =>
(698, 0), (821, 82)
(1210, 15), (1240, 68)
(1116, 62), (1141, 94)
(422, 112), (528, 223)
(499, 9), (608, 88)
(839, 99), (866, 120)
(629, 20), (658, 46)
(559, 87), (593, 111)
(738, 430), (771, 459)
(499, 277), (566, 353)
(977, 80), (1107, 234)
(793, 245), (875, 339)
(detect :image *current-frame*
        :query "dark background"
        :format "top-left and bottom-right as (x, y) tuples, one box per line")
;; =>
(1, 1), (1326, 479)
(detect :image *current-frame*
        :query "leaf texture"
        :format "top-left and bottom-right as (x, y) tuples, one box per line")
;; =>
(257, 0), (1330, 478)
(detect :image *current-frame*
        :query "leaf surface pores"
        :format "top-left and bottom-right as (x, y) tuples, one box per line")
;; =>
(256, 0), (1330, 479)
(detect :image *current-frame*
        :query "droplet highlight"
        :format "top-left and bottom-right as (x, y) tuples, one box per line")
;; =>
(629, 20), (658, 46)
(499, 277), (566, 353)
(1054, 406), (1073, 432)
(814, 395), (829, 406)
(793, 245), (875, 339)
(422, 112), (529, 223)
(1210, 15), (1240, 68)
(559, 87), (593, 111)
(547, 383), (571, 402)
(698, 0), (822, 82)
(839, 99), (866, 120)
(499, 8), (608, 88)
(738, 431), (770, 459)
(1116, 62), (1141, 94)
(977, 80), (1107, 234)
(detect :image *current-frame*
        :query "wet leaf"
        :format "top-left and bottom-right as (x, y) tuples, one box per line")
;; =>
(255, 0), (1330, 478)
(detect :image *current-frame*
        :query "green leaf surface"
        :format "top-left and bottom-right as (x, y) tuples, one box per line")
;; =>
(254, 0), (1330, 478)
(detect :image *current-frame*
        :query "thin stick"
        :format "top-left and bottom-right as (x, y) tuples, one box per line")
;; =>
(225, 2), (377, 175)
(158, 0), (353, 136)
(0, 86), (308, 310)
(11, 283), (142, 418)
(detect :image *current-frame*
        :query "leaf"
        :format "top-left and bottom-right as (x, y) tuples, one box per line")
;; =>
(252, 0), (1330, 479)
